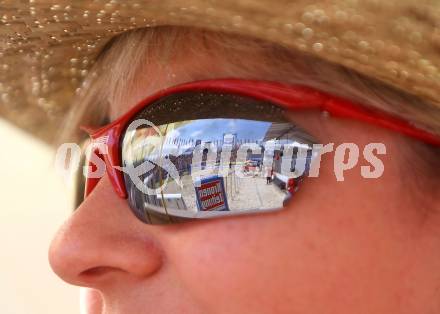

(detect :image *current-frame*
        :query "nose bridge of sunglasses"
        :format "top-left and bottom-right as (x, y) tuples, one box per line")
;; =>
(82, 124), (128, 199)
(84, 147), (105, 197)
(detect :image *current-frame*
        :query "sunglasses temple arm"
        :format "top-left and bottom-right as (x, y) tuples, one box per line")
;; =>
(324, 99), (440, 146)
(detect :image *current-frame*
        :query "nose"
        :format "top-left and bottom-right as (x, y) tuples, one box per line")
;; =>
(49, 175), (163, 288)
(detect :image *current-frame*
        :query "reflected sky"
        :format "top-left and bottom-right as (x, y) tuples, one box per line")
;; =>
(167, 119), (271, 141)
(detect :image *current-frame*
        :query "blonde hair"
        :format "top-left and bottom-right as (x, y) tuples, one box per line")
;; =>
(63, 26), (440, 142)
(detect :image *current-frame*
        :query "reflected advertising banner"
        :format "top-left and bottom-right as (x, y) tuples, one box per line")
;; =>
(195, 176), (229, 211)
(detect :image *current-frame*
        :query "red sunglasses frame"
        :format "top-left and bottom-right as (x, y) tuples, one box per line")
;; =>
(83, 78), (440, 199)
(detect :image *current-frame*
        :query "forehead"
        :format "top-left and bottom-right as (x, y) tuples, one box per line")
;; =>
(108, 49), (245, 120)
(105, 31), (284, 121)
(109, 60), (196, 121)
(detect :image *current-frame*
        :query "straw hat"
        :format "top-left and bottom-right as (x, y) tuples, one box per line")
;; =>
(1, 0), (440, 143)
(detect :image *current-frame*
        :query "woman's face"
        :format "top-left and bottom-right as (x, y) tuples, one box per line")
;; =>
(49, 39), (440, 314)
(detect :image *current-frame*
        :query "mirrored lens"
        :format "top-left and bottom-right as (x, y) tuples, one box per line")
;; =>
(121, 92), (318, 224)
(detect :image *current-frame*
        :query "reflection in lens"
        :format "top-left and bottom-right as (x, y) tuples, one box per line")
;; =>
(121, 92), (319, 224)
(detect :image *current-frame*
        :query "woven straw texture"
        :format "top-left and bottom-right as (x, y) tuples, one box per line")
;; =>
(1, 0), (440, 142)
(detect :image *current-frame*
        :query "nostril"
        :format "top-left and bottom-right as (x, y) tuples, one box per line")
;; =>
(80, 266), (122, 279)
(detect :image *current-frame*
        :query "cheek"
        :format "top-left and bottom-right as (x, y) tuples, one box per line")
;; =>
(164, 213), (320, 312)
(163, 194), (411, 313)
(160, 130), (422, 313)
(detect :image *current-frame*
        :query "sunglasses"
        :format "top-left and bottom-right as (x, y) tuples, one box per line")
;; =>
(81, 79), (440, 225)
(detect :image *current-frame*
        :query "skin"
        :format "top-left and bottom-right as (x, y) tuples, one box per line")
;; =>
(49, 41), (440, 314)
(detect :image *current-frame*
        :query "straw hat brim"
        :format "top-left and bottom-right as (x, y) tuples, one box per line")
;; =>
(1, 0), (440, 143)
